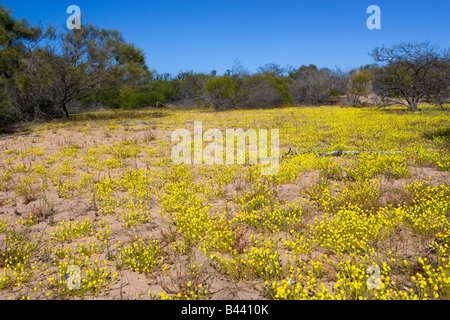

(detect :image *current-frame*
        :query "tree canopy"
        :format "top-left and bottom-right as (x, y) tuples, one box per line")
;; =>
(370, 41), (450, 111)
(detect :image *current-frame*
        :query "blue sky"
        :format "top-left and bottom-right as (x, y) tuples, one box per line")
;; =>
(2, 0), (449, 75)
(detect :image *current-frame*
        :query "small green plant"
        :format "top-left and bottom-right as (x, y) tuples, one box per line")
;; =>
(120, 208), (151, 228)
(47, 257), (118, 298)
(49, 219), (93, 243)
(118, 237), (163, 273)
(15, 175), (38, 204)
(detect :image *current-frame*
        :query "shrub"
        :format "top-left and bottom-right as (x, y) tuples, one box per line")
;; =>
(119, 81), (174, 109)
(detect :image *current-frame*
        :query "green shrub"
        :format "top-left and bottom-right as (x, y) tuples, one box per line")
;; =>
(116, 80), (174, 109)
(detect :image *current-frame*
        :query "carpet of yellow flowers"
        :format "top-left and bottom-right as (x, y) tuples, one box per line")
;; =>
(0, 105), (449, 300)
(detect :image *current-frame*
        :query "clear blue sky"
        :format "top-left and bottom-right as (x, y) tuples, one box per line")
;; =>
(2, 0), (449, 75)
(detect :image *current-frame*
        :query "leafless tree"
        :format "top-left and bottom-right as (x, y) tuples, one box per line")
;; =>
(226, 58), (249, 78)
(289, 65), (335, 104)
(257, 63), (286, 77)
(370, 41), (449, 111)
(241, 74), (284, 108)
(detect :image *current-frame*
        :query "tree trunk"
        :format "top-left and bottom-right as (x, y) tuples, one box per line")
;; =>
(60, 102), (69, 119)
(405, 96), (418, 112)
(409, 100), (418, 112)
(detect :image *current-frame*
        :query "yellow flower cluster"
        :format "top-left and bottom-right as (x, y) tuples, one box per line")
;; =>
(0, 105), (449, 300)
(48, 218), (94, 243)
(118, 237), (163, 273)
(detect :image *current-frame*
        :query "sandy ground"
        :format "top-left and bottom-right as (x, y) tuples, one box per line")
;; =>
(0, 117), (449, 300)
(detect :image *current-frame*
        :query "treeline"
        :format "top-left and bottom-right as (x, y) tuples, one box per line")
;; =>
(1, 5), (449, 124)
(110, 62), (350, 110)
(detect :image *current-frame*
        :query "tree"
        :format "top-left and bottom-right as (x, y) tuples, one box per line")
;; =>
(13, 24), (150, 119)
(171, 71), (211, 105)
(288, 64), (335, 105)
(241, 69), (293, 108)
(331, 67), (351, 97)
(225, 59), (249, 78)
(204, 75), (242, 109)
(52, 24), (149, 118)
(257, 63), (285, 77)
(346, 69), (372, 106)
(370, 41), (449, 111)
(0, 5), (43, 79)
(0, 5), (46, 122)
(423, 56), (450, 109)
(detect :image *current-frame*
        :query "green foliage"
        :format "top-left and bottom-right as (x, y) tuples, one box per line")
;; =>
(0, 5), (42, 77)
(0, 5), (45, 122)
(330, 88), (340, 97)
(346, 69), (372, 106)
(205, 76), (237, 99)
(205, 76), (240, 109)
(117, 80), (174, 109)
(2, 3), (447, 122)
(0, 12), (151, 120)
(171, 71), (211, 103)
(266, 76), (294, 105)
(204, 72), (295, 109)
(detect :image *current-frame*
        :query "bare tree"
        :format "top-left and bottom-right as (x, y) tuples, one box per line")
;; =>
(424, 53), (450, 109)
(370, 41), (449, 111)
(332, 67), (351, 96)
(257, 63), (285, 77)
(241, 74), (284, 108)
(289, 65), (334, 105)
(225, 58), (249, 78)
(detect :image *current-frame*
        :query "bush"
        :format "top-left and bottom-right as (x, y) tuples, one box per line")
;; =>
(0, 92), (13, 124)
(346, 69), (372, 106)
(117, 80), (174, 109)
(288, 65), (335, 105)
(205, 76), (241, 109)
(242, 74), (293, 108)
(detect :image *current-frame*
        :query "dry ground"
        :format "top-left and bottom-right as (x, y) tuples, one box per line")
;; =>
(0, 106), (449, 300)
